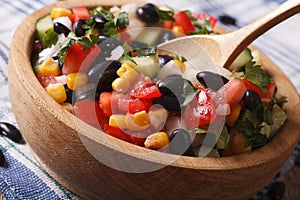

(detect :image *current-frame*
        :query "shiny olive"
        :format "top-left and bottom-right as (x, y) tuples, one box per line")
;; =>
(243, 90), (262, 111)
(92, 37), (123, 65)
(196, 71), (229, 91)
(93, 15), (107, 29)
(267, 181), (285, 200)
(136, 3), (159, 23)
(53, 22), (70, 36)
(169, 129), (195, 156)
(153, 95), (183, 112)
(88, 60), (121, 97)
(73, 19), (86, 37)
(157, 76), (184, 96)
(218, 15), (237, 26)
(158, 55), (173, 67)
(64, 84), (73, 104)
(0, 122), (24, 144)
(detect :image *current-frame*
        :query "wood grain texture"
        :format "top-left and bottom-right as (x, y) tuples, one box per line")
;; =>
(7, 0), (300, 200)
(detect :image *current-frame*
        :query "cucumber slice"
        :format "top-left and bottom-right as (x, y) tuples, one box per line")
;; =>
(36, 15), (53, 42)
(132, 55), (160, 79)
(228, 48), (253, 71)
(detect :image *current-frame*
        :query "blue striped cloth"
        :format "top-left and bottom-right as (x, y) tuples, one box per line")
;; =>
(0, 0), (299, 199)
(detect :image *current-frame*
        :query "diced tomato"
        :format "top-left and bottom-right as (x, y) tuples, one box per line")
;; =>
(72, 7), (90, 22)
(73, 99), (106, 129)
(192, 13), (218, 28)
(131, 83), (162, 99)
(62, 43), (101, 74)
(36, 74), (57, 88)
(173, 11), (195, 35)
(243, 79), (276, 99)
(130, 134), (146, 146)
(213, 78), (247, 108)
(103, 124), (132, 143)
(117, 95), (152, 114)
(184, 88), (216, 129)
(99, 92), (113, 117)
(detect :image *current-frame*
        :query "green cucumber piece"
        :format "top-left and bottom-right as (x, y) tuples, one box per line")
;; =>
(228, 48), (253, 71)
(132, 55), (160, 79)
(35, 15), (54, 46)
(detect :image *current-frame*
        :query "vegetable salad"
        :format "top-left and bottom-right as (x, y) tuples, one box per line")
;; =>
(31, 3), (287, 157)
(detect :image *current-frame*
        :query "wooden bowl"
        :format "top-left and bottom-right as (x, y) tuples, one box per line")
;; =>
(8, 0), (300, 199)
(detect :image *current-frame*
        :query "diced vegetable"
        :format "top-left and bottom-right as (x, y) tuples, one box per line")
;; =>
(46, 83), (67, 104)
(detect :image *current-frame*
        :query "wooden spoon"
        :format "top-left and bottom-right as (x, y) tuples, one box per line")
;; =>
(158, 0), (300, 68)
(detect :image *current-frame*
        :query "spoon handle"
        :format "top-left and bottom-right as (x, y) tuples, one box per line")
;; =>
(221, 0), (300, 68)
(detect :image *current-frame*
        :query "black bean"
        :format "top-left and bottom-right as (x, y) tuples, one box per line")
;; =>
(0, 149), (7, 167)
(153, 95), (184, 112)
(32, 40), (43, 54)
(0, 122), (24, 144)
(218, 15), (237, 26)
(136, 3), (159, 23)
(158, 55), (173, 67)
(157, 76), (184, 96)
(267, 181), (285, 200)
(196, 71), (229, 91)
(73, 19), (86, 37)
(64, 84), (74, 104)
(53, 22), (70, 36)
(169, 129), (195, 156)
(93, 15), (108, 29)
(92, 37), (123, 64)
(88, 60), (121, 98)
(243, 90), (262, 111)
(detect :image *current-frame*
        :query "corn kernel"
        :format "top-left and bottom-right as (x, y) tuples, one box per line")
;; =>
(46, 83), (67, 104)
(112, 78), (130, 93)
(109, 115), (127, 129)
(227, 104), (241, 127)
(39, 57), (61, 76)
(132, 111), (150, 127)
(61, 102), (73, 112)
(66, 73), (88, 90)
(125, 112), (149, 131)
(50, 7), (72, 19)
(117, 63), (138, 82)
(173, 59), (186, 72)
(172, 25), (185, 35)
(144, 132), (169, 150)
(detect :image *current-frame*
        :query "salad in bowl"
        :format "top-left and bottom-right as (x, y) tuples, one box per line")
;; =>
(31, 2), (287, 158)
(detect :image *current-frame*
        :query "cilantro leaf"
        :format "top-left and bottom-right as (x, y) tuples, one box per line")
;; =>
(52, 36), (74, 63)
(182, 81), (200, 107)
(115, 11), (129, 30)
(43, 28), (58, 48)
(76, 34), (100, 50)
(184, 10), (213, 35)
(245, 61), (271, 93)
(155, 6), (175, 22)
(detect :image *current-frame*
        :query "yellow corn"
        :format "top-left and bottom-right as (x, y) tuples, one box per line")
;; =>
(109, 115), (127, 129)
(144, 132), (169, 150)
(117, 63), (138, 82)
(39, 57), (61, 76)
(46, 83), (67, 104)
(112, 77), (130, 93)
(227, 104), (242, 127)
(132, 111), (150, 127)
(172, 25), (185, 35)
(173, 59), (186, 72)
(61, 102), (73, 112)
(50, 7), (72, 19)
(125, 112), (150, 131)
(66, 73), (88, 90)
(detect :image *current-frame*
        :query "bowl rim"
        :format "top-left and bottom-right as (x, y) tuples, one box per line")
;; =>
(9, 0), (300, 171)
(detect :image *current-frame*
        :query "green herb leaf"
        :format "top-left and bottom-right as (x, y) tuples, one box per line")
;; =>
(43, 28), (58, 48)
(52, 36), (74, 63)
(135, 46), (157, 57)
(76, 34), (99, 50)
(245, 61), (271, 93)
(115, 11), (129, 30)
(155, 6), (175, 22)
(182, 81), (200, 107)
